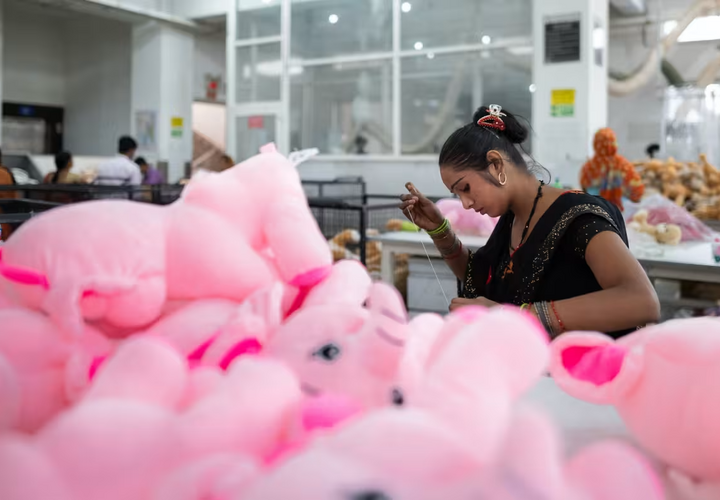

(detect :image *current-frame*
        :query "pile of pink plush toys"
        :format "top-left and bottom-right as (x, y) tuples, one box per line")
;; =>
(0, 144), (718, 500)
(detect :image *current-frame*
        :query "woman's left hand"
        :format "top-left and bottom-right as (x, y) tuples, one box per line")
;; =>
(449, 297), (500, 312)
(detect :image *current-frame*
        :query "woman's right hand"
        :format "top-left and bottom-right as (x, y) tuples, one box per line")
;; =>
(399, 182), (444, 232)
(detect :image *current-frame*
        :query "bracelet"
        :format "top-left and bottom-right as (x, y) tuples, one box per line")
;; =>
(439, 235), (460, 256)
(427, 218), (449, 236)
(550, 301), (565, 333)
(442, 239), (464, 260)
(521, 303), (531, 311)
(535, 301), (559, 337)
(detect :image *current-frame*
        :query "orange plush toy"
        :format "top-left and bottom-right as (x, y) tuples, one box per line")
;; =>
(580, 128), (644, 211)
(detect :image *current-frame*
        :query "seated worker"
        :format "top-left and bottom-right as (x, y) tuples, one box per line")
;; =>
(44, 151), (83, 184)
(136, 157), (165, 185)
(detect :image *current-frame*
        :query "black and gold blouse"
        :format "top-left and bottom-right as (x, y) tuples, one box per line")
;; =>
(459, 191), (632, 338)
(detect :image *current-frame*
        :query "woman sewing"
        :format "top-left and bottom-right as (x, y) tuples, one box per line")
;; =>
(399, 105), (659, 338)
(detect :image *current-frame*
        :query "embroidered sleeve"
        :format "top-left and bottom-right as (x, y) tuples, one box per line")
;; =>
(570, 214), (621, 259)
(459, 249), (478, 298)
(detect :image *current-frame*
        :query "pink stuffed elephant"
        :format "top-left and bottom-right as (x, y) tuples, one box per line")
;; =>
(241, 405), (661, 500)
(549, 317), (720, 495)
(181, 142), (332, 293)
(436, 198), (498, 236)
(0, 308), (112, 433)
(0, 144), (331, 337)
(265, 282), (409, 408)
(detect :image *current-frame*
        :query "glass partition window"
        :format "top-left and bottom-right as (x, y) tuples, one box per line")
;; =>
(236, 1), (281, 40)
(290, 60), (393, 155)
(400, 0), (531, 51)
(291, 0), (392, 60)
(229, 0), (533, 156)
(236, 114), (277, 161)
(235, 43), (282, 103)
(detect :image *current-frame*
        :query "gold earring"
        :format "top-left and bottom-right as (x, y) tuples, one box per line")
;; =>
(498, 172), (507, 186)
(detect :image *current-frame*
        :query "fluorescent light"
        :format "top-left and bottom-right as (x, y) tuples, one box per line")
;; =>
(664, 16), (720, 42)
(426, 52), (435, 59)
(414, 41), (424, 50)
(529, 84), (537, 93)
(401, 2), (412, 13)
(328, 14), (339, 24)
(481, 35), (492, 45)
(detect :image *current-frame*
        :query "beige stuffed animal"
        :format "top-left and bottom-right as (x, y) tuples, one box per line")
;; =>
(629, 210), (682, 245)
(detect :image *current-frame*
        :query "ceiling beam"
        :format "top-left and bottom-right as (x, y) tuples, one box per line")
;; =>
(610, 0), (646, 16)
(81, 0), (197, 28)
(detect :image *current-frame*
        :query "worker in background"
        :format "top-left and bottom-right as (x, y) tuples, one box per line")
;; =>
(219, 154), (235, 172)
(0, 147), (18, 241)
(44, 151), (83, 184)
(646, 143), (660, 159)
(95, 136), (142, 186)
(136, 157), (164, 185)
(580, 128), (644, 211)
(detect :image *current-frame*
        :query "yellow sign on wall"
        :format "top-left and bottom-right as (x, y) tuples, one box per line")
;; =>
(550, 89), (575, 117)
(171, 117), (184, 138)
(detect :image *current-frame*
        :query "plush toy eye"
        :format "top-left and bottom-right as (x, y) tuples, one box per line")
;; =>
(350, 491), (392, 500)
(312, 343), (341, 362)
(391, 388), (404, 406)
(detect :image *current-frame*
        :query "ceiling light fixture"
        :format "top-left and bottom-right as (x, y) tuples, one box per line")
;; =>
(414, 41), (424, 50)
(329, 14), (339, 24)
(401, 2), (412, 13)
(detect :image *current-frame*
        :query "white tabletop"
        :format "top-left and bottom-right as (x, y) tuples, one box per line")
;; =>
(374, 230), (720, 269)
(523, 376), (635, 456)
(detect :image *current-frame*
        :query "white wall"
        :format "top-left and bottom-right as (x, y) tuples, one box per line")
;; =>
(193, 102), (226, 148)
(607, 22), (720, 160)
(64, 18), (132, 156)
(299, 157), (445, 198)
(194, 32), (226, 102)
(3, 5), (66, 107)
(2, 3), (133, 156)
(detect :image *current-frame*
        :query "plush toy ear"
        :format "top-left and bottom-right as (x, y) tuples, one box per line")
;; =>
(259, 143), (278, 154)
(301, 260), (372, 309)
(549, 333), (643, 405)
(360, 283), (409, 378)
(83, 338), (188, 409)
(365, 282), (407, 325)
(566, 440), (663, 500)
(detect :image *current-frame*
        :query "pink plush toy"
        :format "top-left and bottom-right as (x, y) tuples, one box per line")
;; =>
(0, 200), (275, 337)
(242, 405), (662, 500)
(549, 317), (720, 494)
(181, 143), (332, 305)
(0, 144), (331, 337)
(0, 308), (112, 433)
(265, 282), (409, 408)
(436, 198), (498, 236)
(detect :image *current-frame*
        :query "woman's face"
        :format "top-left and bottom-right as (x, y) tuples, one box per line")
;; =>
(440, 165), (509, 218)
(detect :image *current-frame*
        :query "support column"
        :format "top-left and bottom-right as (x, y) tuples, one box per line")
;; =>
(131, 22), (194, 182)
(532, 0), (608, 187)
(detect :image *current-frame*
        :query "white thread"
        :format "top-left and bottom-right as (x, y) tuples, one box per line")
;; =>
(407, 208), (451, 308)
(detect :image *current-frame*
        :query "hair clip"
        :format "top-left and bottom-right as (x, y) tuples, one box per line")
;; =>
(477, 104), (507, 131)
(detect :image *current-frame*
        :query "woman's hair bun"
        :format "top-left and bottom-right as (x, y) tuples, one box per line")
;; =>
(472, 105), (529, 145)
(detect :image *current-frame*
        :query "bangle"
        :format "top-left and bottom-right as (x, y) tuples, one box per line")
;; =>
(427, 218), (449, 236)
(442, 239), (464, 260)
(521, 303), (531, 311)
(550, 301), (565, 333)
(535, 301), (559, 337)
